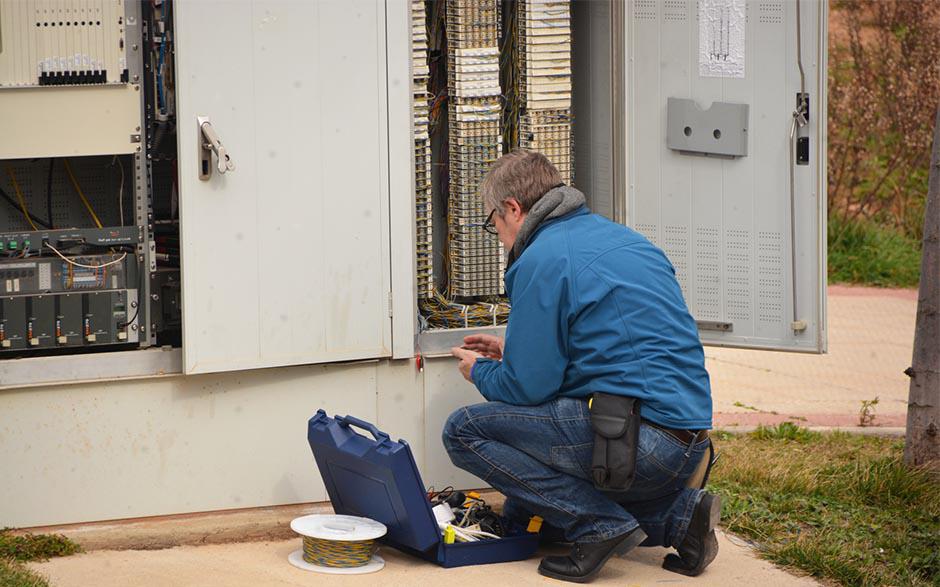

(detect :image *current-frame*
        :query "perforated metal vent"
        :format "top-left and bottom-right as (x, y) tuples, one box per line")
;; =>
(757, 231), (784, 323)
(663, 0), (688, 22)
(633, 222), (660, 247)
(634, 0), (658, 21)
(758, 2), (783, 25)
(1, 157), (127, 232)
(694, 227), (720, 320)
(725, 229), (752, 322)
(663, 224), (689, 297)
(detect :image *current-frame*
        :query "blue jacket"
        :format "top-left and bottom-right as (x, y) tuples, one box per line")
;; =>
(471, 207), (713, 430)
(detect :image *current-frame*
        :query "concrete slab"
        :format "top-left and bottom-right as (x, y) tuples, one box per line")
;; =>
(22, 503), (333, 552)
(30, 530), (821, 587)
(709, 286), (915, 428)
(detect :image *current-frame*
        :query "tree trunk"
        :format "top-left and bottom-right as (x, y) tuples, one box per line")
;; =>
(904, 106), (940, 472)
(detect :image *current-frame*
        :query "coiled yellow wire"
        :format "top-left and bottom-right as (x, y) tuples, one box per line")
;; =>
(301, 536), (377, 568)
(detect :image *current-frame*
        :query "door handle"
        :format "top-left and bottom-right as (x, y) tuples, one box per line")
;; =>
(197, 116), (236, 180)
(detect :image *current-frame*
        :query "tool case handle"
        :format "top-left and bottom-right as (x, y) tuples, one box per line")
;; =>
(335, 414), (391, 443)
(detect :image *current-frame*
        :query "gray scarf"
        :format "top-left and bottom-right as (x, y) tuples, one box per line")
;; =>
(508, 185), (587, 267)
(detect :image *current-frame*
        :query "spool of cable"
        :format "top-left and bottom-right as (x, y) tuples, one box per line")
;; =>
(288, 514), (387, 575)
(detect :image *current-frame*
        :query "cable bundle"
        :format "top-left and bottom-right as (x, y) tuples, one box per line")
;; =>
(428, 487), (506, 542)
(288, 514), (387, 575)
(301, 536), (378, 568)
(419, 290), (510, 329)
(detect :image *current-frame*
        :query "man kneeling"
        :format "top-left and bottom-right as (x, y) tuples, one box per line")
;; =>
(445, 150), (720, 583)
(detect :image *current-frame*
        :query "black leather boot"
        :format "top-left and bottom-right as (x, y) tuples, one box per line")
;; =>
(537, 526), (648, 583)
(663, 492), (721, 576)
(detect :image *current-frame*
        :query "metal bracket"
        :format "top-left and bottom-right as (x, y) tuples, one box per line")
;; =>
(696, 320), (733, 333)
(197, 116), (235, 181)
(666, 98), (749, 158)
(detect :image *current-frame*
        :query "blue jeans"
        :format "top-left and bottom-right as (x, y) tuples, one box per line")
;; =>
(442, 397), (709, 546)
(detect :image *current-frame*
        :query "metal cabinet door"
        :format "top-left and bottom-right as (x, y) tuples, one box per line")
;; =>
(175, 0), (393, 373)
(626, 0), (828, 352)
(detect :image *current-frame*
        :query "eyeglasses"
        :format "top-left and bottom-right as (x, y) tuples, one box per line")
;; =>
(477, 184), (565, 235)
(482, 210), (498, 235)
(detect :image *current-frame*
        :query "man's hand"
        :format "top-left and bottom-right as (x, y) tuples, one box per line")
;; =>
(461, 334), (505, 360)
(451, 347), (483, 383)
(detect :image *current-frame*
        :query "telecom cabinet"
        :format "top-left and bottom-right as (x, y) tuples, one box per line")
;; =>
(0, 0), (828, 529)
(0, 0), (827, 382)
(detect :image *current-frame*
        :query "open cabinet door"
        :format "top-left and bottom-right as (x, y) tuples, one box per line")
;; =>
(174, 0), (393, 374)
(626, 0), (827, 352)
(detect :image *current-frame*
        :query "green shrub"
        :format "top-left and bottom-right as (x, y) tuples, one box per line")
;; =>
(0, 530), (79, 563)
(828, 216), (921, 287)
(750, 421), (821, 443)
(0, 529), (80, 587)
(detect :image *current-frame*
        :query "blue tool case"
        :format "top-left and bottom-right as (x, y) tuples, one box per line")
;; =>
(307, 410), (540, 568)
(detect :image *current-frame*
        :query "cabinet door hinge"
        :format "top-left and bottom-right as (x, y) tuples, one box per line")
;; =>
(388, 291), (393, 318)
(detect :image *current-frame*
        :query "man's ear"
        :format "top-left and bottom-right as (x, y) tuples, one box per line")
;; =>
(505, 197), (524, 220)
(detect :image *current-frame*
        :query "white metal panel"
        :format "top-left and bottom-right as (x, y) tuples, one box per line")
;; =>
(0, 347), (181, 391)
(0, 361), (382, 527)
(387, 0), (419, 359)
(0, 85), (140, 158)
(572, 0), (615, 220)
(626, 0), (827, 352)
(0, 356), (464, 528)
(175, 0), (393, 374)
(423, 357), (486, 491)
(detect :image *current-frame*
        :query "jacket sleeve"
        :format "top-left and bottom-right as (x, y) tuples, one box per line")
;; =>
(471, 253), (571, 405)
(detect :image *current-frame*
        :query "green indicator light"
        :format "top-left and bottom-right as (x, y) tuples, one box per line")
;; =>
(8, 241), (17, 250)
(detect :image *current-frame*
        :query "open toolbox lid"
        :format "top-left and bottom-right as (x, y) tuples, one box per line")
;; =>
(307, 410), (441, 554)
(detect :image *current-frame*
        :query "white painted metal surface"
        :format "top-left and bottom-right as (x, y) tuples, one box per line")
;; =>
(386, 0), (419, 359)
(0, 357), (476, 528)
(0, 85), (141, 159)
(0, 347), (181, 391)
(0, 362), (380, 527)
(174, 0), (393, 374)
(422, 358), (485, 491)
(626, 0), (827, 352)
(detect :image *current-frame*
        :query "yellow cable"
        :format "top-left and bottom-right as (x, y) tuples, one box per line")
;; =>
(5, 167), (39, 231)
(301, 536), (376, 568)
(63, 159), (103, 228)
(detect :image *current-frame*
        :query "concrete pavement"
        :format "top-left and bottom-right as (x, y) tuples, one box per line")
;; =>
(710, 285), (915, 429)
(30, 530), (820, 587)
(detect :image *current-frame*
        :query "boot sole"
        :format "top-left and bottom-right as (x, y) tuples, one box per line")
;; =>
(662, 493), (721, 577)
(537, 528), (648, 584)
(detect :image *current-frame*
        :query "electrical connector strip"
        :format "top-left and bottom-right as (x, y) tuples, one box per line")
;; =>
(413, 0), (434, 299)
(446, 0), (505, 298)
(516, 0), (573, 184)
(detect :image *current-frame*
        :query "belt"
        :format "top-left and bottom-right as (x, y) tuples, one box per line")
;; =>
(644, 420), (709, 445)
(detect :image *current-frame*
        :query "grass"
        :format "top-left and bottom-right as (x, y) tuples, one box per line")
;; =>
(0, 562), (48, 587)
(828, 215), (922, 288)
(0, 529), (80, 587)
(710, 424), (940, 586)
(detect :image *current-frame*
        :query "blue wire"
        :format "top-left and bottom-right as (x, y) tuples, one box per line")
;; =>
(157, 39), (166, 113)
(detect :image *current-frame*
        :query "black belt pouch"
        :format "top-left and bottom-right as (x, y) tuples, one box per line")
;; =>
(590, 393), (641, 491)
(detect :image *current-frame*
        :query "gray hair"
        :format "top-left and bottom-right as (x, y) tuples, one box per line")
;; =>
(480, 149), (563, 214)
